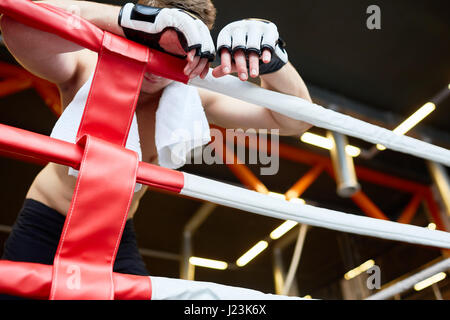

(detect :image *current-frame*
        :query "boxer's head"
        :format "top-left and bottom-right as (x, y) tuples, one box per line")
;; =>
(137, 0), (217, 30)
(137, 0), (217, 96)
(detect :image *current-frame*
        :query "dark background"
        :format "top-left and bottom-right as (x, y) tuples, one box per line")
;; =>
(0, 0), (449, 299)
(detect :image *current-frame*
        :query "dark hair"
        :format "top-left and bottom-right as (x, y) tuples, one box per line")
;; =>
(137, 0), (217, 30)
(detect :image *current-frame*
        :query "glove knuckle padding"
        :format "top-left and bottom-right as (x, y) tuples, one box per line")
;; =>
(261, 23), (279, 48)
(231, 26), (247, 51)
(246, 26), (264, 52)
(217, 27), (232, 52)
(172, 10), (197, 48)
(120, 3), (215, 60)
(196, 19), (213, 55)
(216, 18), (288, 75)
(157, 10), (174, 32)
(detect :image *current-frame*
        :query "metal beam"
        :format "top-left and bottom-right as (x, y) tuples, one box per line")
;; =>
(0, 224), (12, 234)
(138, 248), (180, 261)
(272, 226), (302, 296)
(282, 224), (308, 295)
(273, 247), (286, 295)
(427, 161), (450, 217)
(351, 190), (389, 220)
(328, 131), (360, 197)
(431, 283), (443, 300)
(180, 202), (217, 280)
(285, 164), (324, 200)
(396, 193), (423, 224)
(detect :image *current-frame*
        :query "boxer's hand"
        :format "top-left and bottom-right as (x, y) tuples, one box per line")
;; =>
(158, 29), (210, 79)
(119, 3), (215, 79)
(212, 19), (288, 81)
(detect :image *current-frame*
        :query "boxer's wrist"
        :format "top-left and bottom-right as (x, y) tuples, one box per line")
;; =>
(118, 3), (163, 52)
(259, 37), (288, 75)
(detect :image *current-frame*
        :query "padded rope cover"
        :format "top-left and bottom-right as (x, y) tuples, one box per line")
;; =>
(0, 124), (184, 299)
(42, 4), (147, 300)
(0, 0), (185, 299)
(0, 124), (185, 193)
(0, 0), (188, 83)
(76, 32), (148, 146)
(191, 74), (450, 167)
(0, 260), (152, 300)
(49, 136), (139, 300)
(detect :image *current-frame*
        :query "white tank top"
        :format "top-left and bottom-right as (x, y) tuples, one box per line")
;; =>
(50, 71), (211, 174)
(50, 73), (142, 161)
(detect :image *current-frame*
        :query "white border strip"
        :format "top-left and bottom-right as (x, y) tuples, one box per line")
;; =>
(190, 75), (450, 167)
(365, 258), (450, 300)
(150, 276), (303, 300)
(181, 173), (450, 249)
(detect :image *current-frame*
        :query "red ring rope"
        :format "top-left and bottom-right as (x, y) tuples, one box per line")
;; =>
(0, 0), (187, 299)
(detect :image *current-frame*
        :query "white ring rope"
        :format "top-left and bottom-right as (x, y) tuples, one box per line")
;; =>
(150, 276), (303, 300)
(181, 173), (450, 249)
(190, 74), (450, 167)
(365, 258), (450, 300)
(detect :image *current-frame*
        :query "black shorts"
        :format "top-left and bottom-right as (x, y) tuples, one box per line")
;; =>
(1, 198), (149, 299)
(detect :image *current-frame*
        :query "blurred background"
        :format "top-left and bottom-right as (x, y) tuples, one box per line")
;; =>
(0, 0), (449, 299)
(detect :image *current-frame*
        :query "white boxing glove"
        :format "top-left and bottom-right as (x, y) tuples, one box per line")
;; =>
(119, 3), (215, 61)
(217, 19), (288, 74)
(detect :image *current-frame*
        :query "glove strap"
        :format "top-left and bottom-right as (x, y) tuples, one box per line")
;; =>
(119, 3), (162, 27)
(259, 38), (288, 75)
(119, 3), (188, 59)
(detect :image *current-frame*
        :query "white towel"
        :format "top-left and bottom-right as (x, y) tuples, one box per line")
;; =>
(156, 81), (211, 169)
(50, 73), (211, 192)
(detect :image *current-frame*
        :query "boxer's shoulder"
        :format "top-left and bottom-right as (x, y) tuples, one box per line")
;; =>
(58, 49), (98, 110)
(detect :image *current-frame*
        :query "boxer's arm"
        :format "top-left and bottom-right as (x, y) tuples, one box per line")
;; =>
(204, 19), (313, 136)
(259, 62), (313, 133)
(1, 0), (205, 86)
(201, 58), (312, 136)
(0, 12), (85, 86)
(38, 1), (210, 79)
(0, 0), (119, 86)
(36, 0), (124, 36)
(199, 77), (312, 136)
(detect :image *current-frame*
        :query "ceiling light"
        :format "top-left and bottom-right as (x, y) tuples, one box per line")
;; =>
(300, 132), (361, 157)
(427, 223), (437, 230)
(344, 259), (375, 280)
(289, 198), (306, 205)
(345, 145), (361, 157)
(236, 241), (268, 267)
(414, 272), (446, 291)
(270, 220), (298, 240)
(189, 257), (228, 270)
(268, 192), (286, 200)
(377, 102), (436, 151)
(301, 132), (332, 149)
(393, 102), (435, 135)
